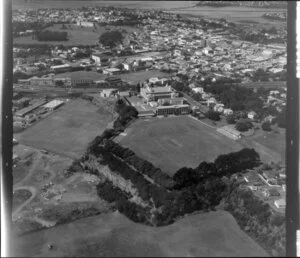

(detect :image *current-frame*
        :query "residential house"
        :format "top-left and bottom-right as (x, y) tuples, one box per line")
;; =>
(274, 198), (286, 209)
(223, 108), (233, 116)
(192, 87), (204, 94)
(214, 103), (224, 113)
(247, 111), (257, 120)
(103, 68), (121, 75)
(207, 97), (216, 107)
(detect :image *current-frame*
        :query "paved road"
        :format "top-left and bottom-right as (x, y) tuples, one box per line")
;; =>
(180, 91), (209, 113)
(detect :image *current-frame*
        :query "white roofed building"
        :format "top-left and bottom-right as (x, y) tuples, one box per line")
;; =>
(43, 100), (64, 110)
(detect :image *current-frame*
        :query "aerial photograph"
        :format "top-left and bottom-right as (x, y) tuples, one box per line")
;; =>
(10, 0), (286, 257)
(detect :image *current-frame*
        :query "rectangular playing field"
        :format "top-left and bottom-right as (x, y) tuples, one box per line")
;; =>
(16, 99), (114, 159)
(114, 116), (243, 176)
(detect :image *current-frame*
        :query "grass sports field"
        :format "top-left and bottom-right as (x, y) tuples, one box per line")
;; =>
(55, 70), (170, 84)
(115, 116), (243, 176)
(16, 99), (114, 159)
(119, 70), (170, 83)
(11, 210), (268, 257)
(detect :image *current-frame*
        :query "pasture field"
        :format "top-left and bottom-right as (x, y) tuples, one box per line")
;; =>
(12, 189), (32, 212)
(115, 116), (243, 175)
(16, 99), (114, 159)
(11, 210), (268, 257)
(13, 23), (139, 46)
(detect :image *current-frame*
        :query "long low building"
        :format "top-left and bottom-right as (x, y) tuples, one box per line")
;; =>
(50, 64), (72, 73)
(15, 99), (47, 117)
(217, 125), (242, 140)
(43, 100), (64, 110)
(156, 104), (190, 116)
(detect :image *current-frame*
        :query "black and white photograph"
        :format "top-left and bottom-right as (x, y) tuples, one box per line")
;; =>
(1, 0), (296, 257)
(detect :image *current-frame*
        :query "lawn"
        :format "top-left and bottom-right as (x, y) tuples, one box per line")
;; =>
(115, 116), (243, 175)
(241, 128), (285, 166)
(16, 99), (114, 159)
(11, 210), (268, 257)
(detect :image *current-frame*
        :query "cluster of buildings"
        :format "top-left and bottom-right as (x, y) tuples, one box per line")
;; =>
(124, 81), (190, 117)
(12, 93), (65, 129)
(12, 7), (125, 25)
(243, 166), (286, 211)
(13, 5), (287, 86)
(12, 6), (288, 122)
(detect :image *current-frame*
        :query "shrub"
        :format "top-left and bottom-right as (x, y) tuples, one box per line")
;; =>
(206, 110), (221, 121)
(261, 121), (272, 131)
(235, 119), (253, 132)
(226, 114), (236, 124)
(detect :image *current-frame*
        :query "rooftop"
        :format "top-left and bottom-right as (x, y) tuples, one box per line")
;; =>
(143, 86), (173, 94)
(43, 100), (64, 109)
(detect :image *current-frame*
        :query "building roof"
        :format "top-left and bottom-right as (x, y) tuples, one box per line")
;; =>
(274, 198), (286, 205)
(102, 88), (118, 94)
(50, 64), (71, 69)
(43, 100), (64, 109)
(15, 100), (47, 117)
(104, 68), (121, 72)
(144, 86), (173, 94)
(156, 104), (189, 109)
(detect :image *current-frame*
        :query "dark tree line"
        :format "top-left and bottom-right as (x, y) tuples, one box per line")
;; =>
(99, 30), (123, 48)
(36, 30), (68, 41)
(113, 99), (138, 131)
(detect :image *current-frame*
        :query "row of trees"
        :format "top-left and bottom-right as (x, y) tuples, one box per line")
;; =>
(13, 21), (51, 36)
(113, 99), (138, 131)
(173, 148), (260, 190)
(93, 136), (262, 226)
(73, 118), (284, 256)
(103, 140), (175, 189)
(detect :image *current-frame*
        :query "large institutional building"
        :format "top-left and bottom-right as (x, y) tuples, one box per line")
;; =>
(140, 85), (177, 101)
(126, 84), (191, 117)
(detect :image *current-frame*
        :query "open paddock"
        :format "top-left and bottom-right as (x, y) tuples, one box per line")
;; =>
(115, 116), (243, 176)
(13, 23), (140, 46)
(11, 210), (268, 257)
(12, 189), (32, 212)
(16, 99), (113, 159)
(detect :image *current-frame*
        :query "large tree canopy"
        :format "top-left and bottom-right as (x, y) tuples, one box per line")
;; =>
(99, 30), (123, 48)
